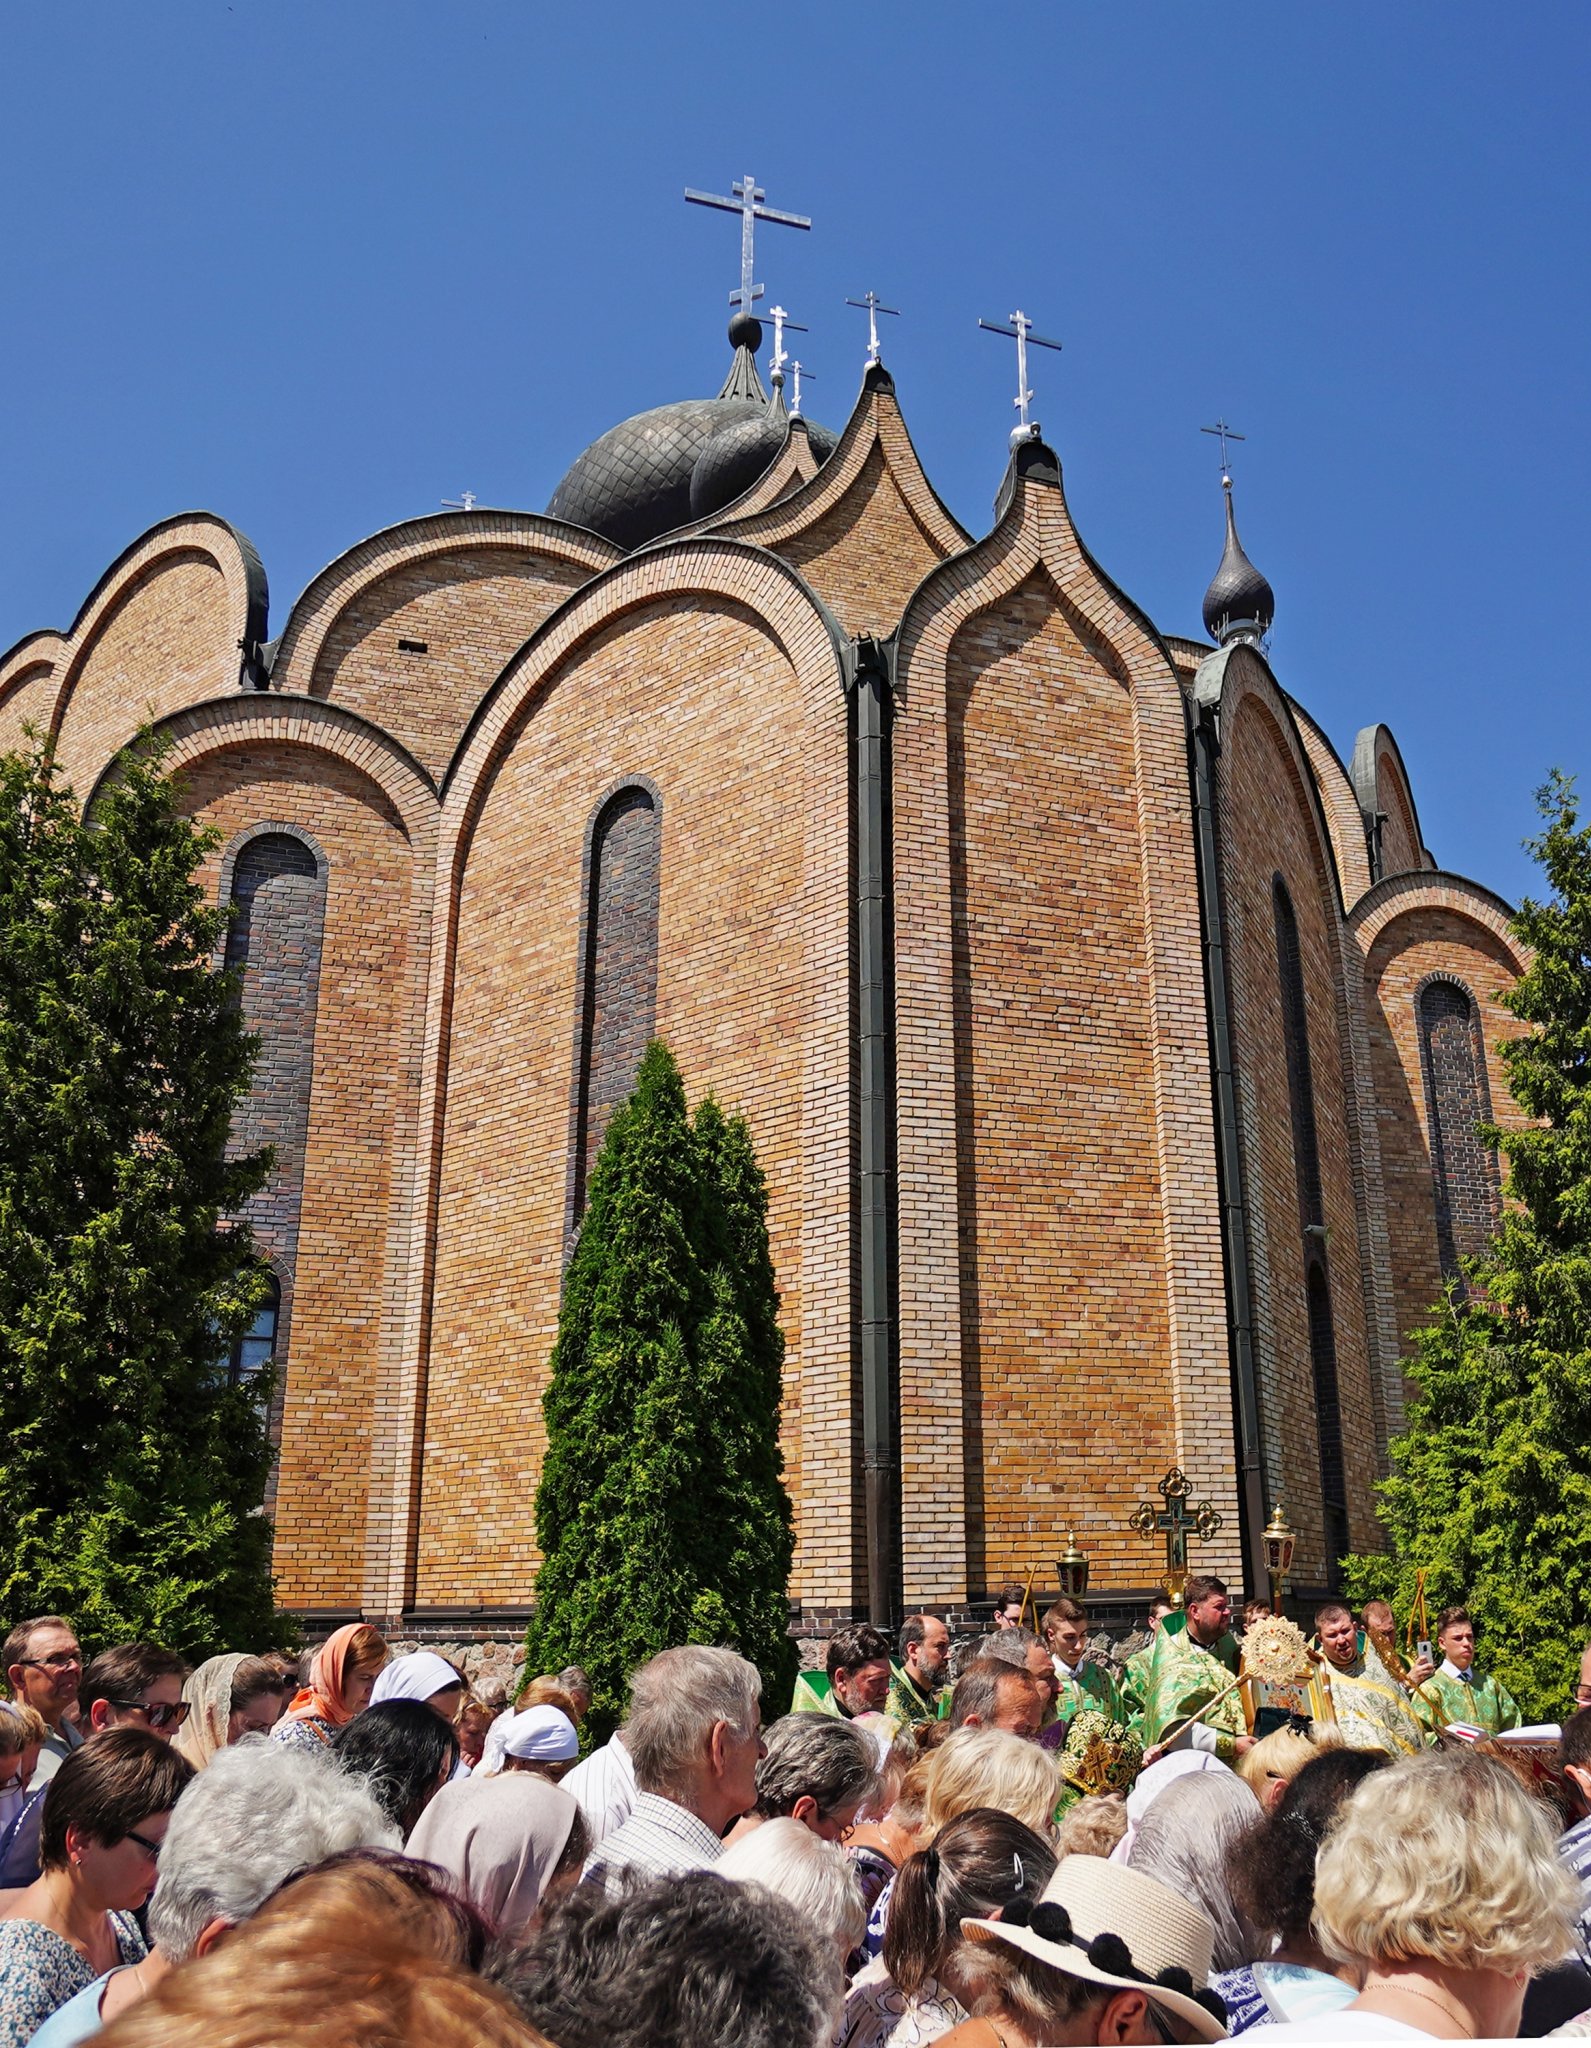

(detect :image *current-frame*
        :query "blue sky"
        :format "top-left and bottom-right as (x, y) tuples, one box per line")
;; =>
(3, 3), (1586, 903)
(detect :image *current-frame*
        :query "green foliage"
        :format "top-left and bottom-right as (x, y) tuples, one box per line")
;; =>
(524, 1042), (797, 1741)
(1342, 771), (1591, 1716)
(0, 732), (285, 1657)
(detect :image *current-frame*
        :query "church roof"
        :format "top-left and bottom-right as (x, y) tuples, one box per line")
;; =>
(545, 316), (836, 552)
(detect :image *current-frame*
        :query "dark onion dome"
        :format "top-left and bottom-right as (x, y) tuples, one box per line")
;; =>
(1201, 484), (1275, 646)
(546, 317), (835, 551)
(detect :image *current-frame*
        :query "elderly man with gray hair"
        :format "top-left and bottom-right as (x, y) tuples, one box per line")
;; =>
(582, 1645), (765, 1894)
(753, 1713), (883, 1840)
(26, 1736), (395, 2044)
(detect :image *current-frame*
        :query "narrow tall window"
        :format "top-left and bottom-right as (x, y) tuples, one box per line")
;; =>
(1418, 980), (1499, 1286)
(222, 829), (327, 1416)
(227, 1275), (281, 1386)
(1273, 877), (1350, 1583)
(570, 786), (661, 1223)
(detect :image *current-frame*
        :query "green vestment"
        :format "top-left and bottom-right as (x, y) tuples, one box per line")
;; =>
(1316, 1634), (1426, 1755)
(1136, 1611), (1245, 1763)
(1053, 1657), (1120, 1725)
(884, 1663), (939, 1731)
(1412, 1666), (1521, 1738)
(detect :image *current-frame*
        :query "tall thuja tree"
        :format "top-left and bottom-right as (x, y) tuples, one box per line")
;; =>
(1343, 771), (1591, 1715)
(525, 1042), (795, 1739)
(0, 733), (281, 1654)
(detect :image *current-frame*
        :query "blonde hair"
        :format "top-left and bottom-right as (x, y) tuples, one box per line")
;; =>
(0, 1698), (47, 1755)
(515, 1679), (580, 1721)
(1236, 1725), (1335, 1798)
(95, 1855), (549, 2048)
(922, 1729), (1060, 1840)
(1314, 1748), (1579, 1976)
(1053, 1794), (1128, 1860)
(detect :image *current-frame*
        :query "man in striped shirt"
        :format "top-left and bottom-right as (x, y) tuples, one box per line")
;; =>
(583, 1645), (764, 1894)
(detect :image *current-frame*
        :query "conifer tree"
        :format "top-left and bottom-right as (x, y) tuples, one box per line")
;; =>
(525, 1042), (796, 1739)
(0, 734), (280, 1654)
(1344, 772), (1591, 1715)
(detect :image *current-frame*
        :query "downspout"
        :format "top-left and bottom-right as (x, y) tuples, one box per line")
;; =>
(853, 633), (901, 1627)
(1189, 694), (1269, 1599)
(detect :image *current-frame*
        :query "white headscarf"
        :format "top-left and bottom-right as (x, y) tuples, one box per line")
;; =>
(172, 1654), (248, 1771)
(479, 1705), (579, 1777)
(370, 1652), (462, 1707)
(1112, 1750), (1227, 1862)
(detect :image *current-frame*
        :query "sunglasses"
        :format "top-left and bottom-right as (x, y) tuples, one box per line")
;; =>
(105, 1699), (190, 1730)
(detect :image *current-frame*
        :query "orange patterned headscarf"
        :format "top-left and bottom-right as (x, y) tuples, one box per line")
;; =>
(283, 1623), (381, 1730)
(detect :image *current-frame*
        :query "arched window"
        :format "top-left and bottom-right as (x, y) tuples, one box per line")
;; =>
(1418, 979), (1499, 1287)
(569, 785), (661, 1226)
(224, 832), (320, 982)
(1273, 877), (1350, 1585)
(227, 1274), (280, 1386)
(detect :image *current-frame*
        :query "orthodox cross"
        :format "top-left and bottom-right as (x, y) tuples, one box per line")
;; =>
(684, 174), (812, 319)
(767, 305), (807, 391)
(1128, 1467), (1224, 1603)
(789, 359), (814, 419)
(978, 310), (1062, 440)
(845, 290), (900, 366)
(1201, 417), (1246, 487)
(441, 491), (476, 513)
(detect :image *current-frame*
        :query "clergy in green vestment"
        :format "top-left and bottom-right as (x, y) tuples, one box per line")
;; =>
(883, 1613), (952, 1731)
(791, 1621), (894, 1720)
(1312, 1602), (1428, 1755)
(1118, 1596), (1176, 1722)
(1411, 1606), (1522, 1738)
(1136, 1574), (1253, 1766)
(1041, 1596), (1122, 1723)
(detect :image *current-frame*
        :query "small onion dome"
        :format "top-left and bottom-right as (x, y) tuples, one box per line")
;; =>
(1202, 484), (1275, 646)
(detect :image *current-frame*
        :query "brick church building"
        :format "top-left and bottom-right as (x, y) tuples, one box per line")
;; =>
(0, 309), (1525, 1637)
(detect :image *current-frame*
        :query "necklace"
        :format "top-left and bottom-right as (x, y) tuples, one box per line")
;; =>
(1367, 1979), (1475, 2038)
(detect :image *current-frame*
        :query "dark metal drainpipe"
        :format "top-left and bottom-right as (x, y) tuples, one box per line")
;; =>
(1190, 697), (1269, 1600)
(853, 634), (900, 1628)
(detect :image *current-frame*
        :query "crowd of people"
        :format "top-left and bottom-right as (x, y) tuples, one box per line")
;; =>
(0, 1586), (1586, 2045)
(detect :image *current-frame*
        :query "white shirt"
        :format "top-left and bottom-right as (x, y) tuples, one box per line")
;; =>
(563, 1730), (636, 1848)
(582, 1789), (723, 1894)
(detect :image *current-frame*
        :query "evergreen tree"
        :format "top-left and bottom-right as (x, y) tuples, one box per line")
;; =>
(525, 1042), (796, 1740)
(1343, 771), (1591, 1715)
(0, 734), (281, 1655)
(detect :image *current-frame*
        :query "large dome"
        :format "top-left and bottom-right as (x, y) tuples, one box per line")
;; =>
(546, 318), (836, 551)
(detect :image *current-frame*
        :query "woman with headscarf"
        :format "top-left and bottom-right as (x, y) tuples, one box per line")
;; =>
(1125, 1766), (1263, 1972)
(407, 1774), (588, 1942)
(476, 1706), (580, 1784)
(172, 1657), (285, 1771)
(273, 1625), (388, 1755)
(370, 1653), (465, 1724)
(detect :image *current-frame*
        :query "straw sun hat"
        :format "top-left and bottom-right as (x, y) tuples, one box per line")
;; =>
(960, 1853), (1228, 2042)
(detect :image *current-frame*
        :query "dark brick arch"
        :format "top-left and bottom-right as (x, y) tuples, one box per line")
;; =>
(222, 826), (329, 1449)
(1274, 875), (1350, 1581)
(1417, 975), (1500, 1288)
(563, 779), (663, 1242)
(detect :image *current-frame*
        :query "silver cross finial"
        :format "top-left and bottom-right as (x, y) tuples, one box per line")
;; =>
(441, 492), (477, 513)
(768, 305), (807, 391)
(845, 291), (900, 366)
(979, 310), (1063, 446)
(685, 174), (813, 320)
(1201, 418), (1246, 489)
(789, 360), (814, 419)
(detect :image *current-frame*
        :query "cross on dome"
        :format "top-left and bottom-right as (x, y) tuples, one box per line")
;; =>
(1201, 417), (1246, 489)
(979, 309), (1063, 447)
(767, 305), (807, 392)
(845, 291), (900, 367)
(685, 174), (813, 322)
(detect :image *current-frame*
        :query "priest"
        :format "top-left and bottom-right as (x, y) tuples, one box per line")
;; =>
(1137, 1574), (1255, 1765)
(1313, 1602), (1427, 1754)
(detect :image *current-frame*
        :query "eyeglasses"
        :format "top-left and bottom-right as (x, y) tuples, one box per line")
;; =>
(18, 1653), (81, 1673)
(124, 1828), (163, 1862)
(105, 1699), (190, 1730)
